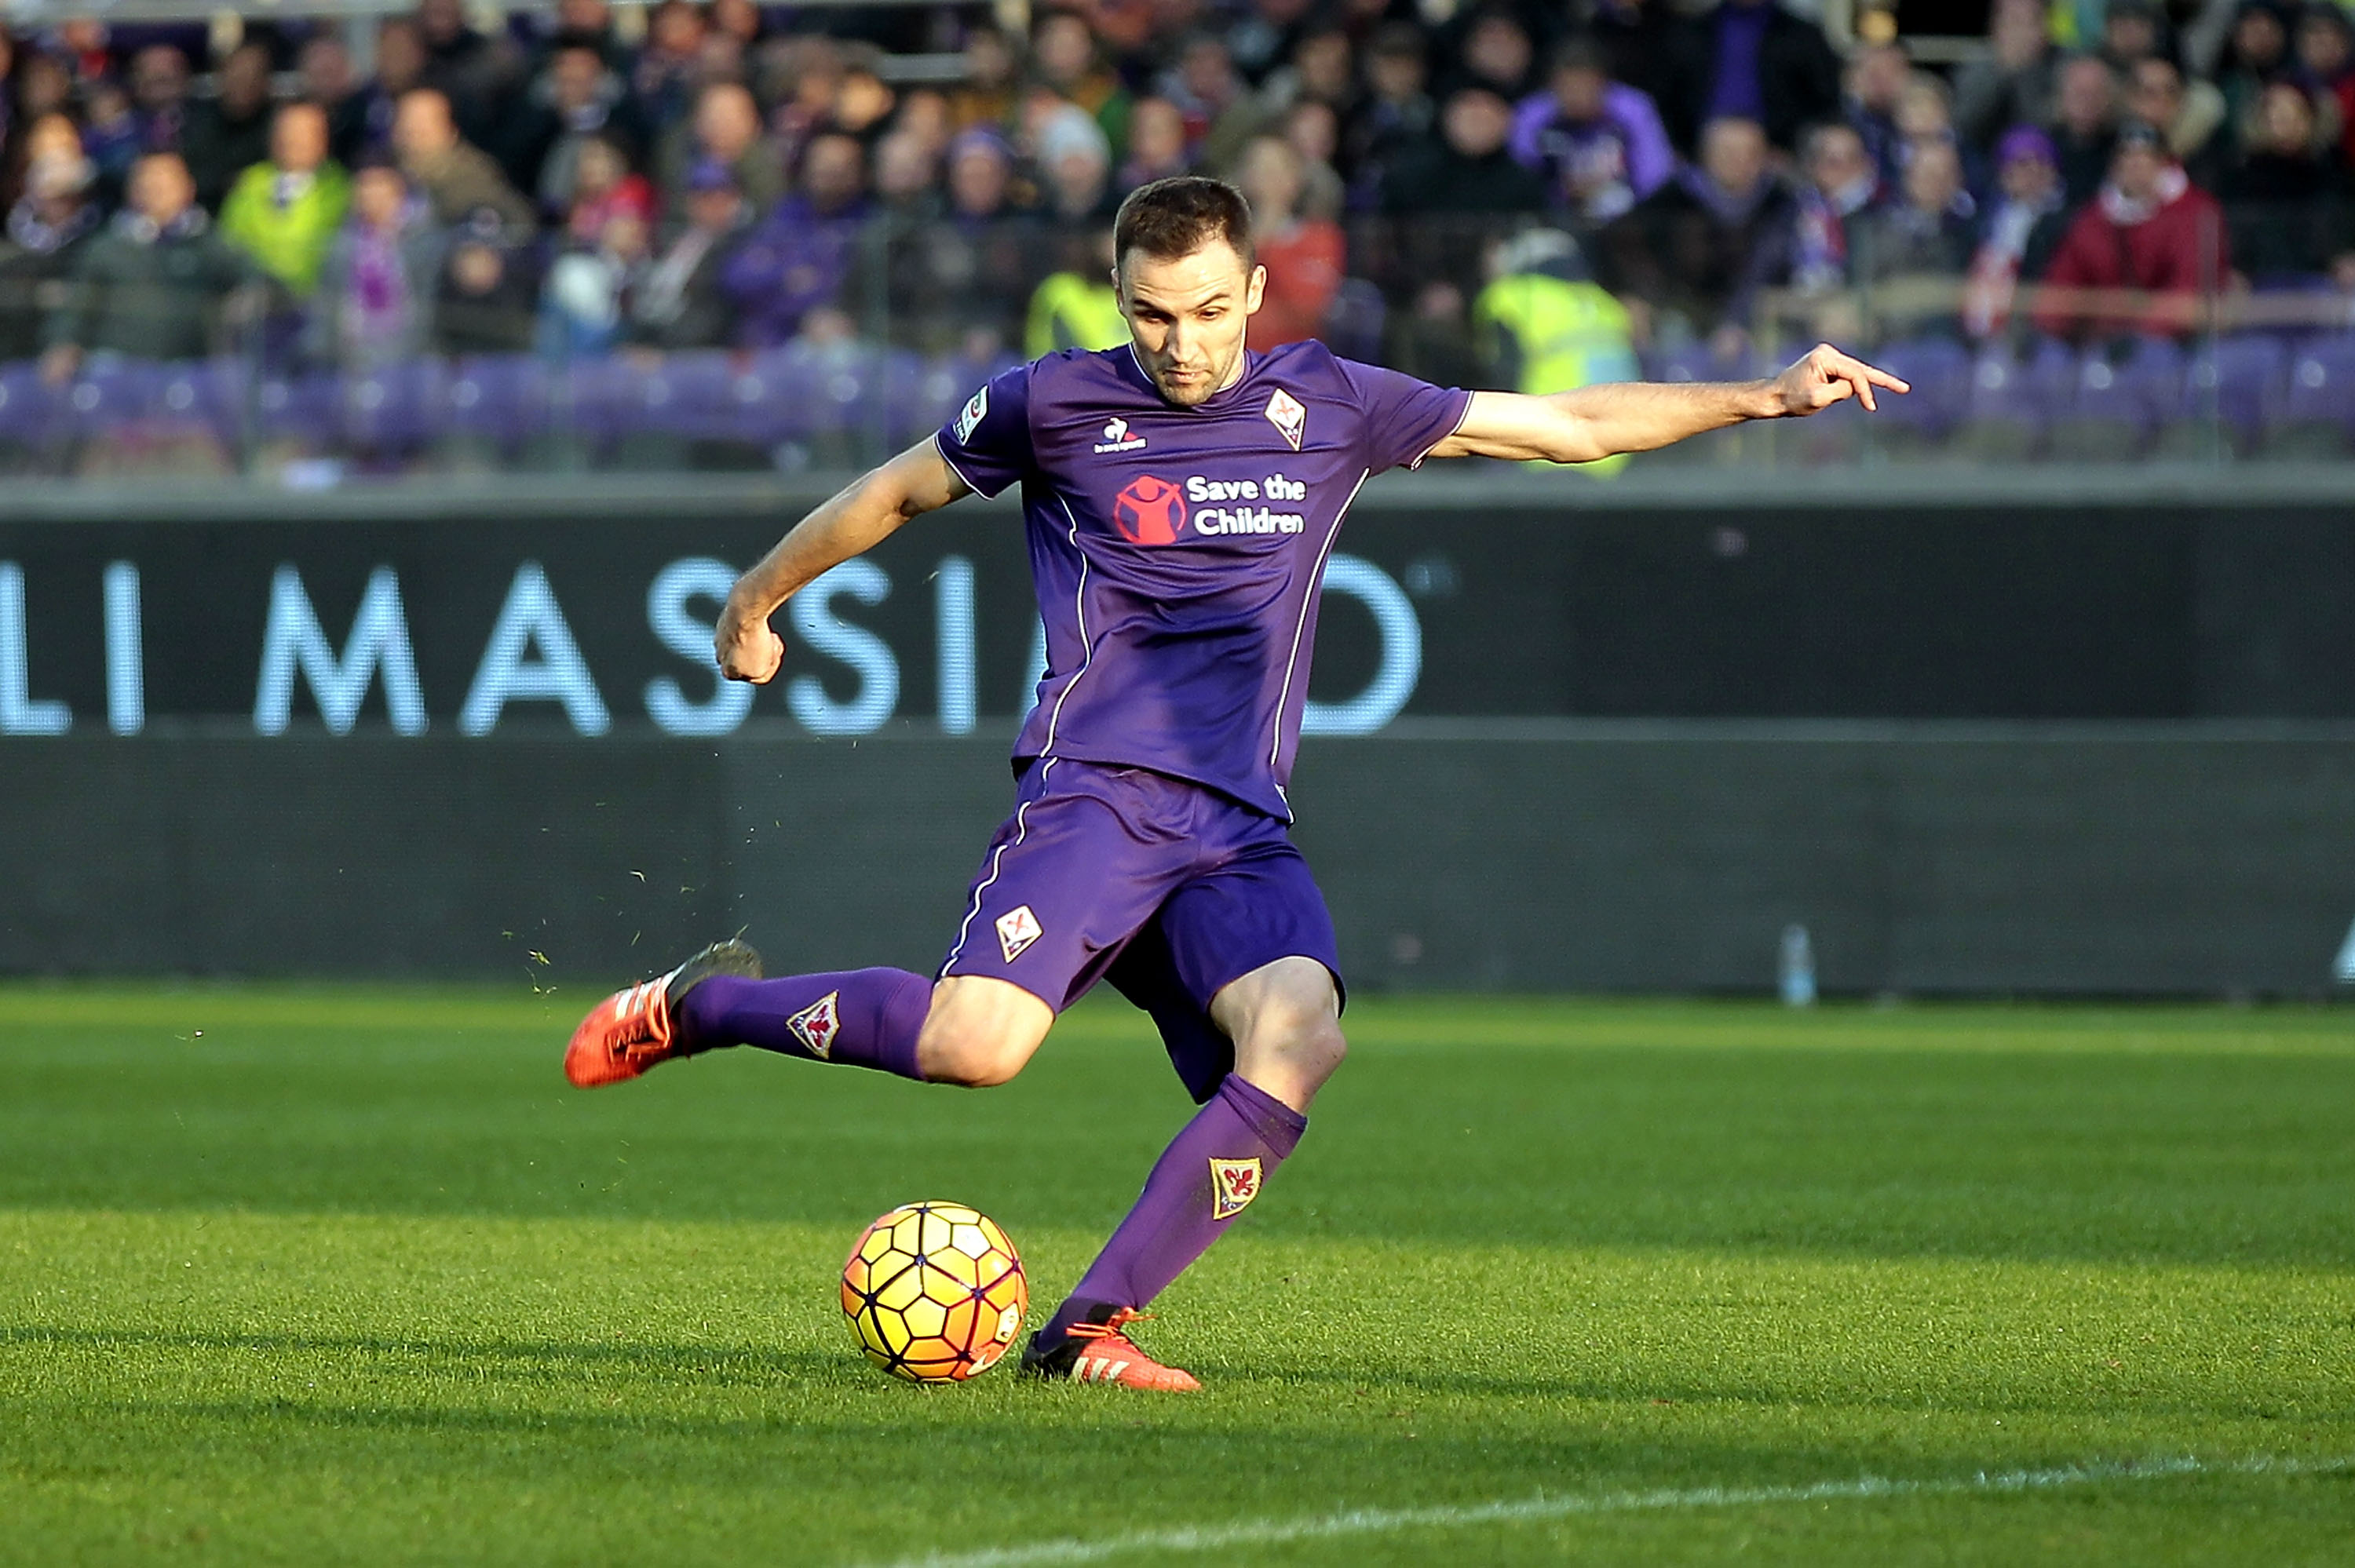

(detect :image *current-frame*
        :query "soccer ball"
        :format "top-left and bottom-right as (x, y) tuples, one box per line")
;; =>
(840, 1202), (1028, 1383)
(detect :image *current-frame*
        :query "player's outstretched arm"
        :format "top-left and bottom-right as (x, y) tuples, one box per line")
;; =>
(1426, 343), (1909, 465)
(716, 437), (972, 684)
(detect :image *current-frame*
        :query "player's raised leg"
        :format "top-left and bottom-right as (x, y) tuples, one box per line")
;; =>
(1023, 954), (1342, 1391)
(565, 955), (1053, 1090)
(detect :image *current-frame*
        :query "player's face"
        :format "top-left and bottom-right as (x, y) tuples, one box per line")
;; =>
(1115, 239), (1266, 408)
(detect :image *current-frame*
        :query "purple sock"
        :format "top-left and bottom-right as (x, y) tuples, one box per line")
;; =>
(1043, 1073), (1306, 1344)
(674, 969), (930, 1081)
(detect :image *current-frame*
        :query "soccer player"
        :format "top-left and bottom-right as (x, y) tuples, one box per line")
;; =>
(566, 177), (1904, 1391)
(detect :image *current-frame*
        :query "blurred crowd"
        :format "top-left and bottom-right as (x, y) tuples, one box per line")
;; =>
(0, 0), (2351, 417)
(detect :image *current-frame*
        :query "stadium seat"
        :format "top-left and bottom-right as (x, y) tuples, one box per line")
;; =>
(0, 360), (65, 465)
(1868, 337), (1970, 449)
(1951, 338), (2070, 461)
(2263, 332), (2355, 458)
(441, 356), (548, 461)
(2048, 337), (2181, 461)
(341, 359), (441, 455)
(2157, 333), (2285, 458)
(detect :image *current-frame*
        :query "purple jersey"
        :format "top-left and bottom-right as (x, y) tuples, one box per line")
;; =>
(934, 341), (1469, 819)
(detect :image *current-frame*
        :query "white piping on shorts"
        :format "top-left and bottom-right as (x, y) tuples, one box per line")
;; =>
(943, 494), (1097, 973)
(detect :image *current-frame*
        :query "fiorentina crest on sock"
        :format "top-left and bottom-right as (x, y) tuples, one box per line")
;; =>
(787, 990), (842, 1059)
(1208, 1156), (1263, 1220)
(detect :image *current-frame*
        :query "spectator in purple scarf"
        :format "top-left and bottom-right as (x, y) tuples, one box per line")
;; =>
(1510, 40), (1674, 227)
(719, 129), (869, 348)
(310, 157), (447, 369)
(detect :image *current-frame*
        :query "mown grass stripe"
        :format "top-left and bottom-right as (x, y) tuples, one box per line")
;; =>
(885, 1453), (2352, 1568)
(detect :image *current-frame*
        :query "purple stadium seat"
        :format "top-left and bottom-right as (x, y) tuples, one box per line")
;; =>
(1952, 338), (2070, 458)
(2168, 333), (2284, 455)
(1869, 337), (1970, 443)
(443, 356), (548, 451)
(61, 359), (157, 438)
(254, 369), (340, 450)
(2050, 337), (2181, 459)
(2273, 333), (2355, 446)
(0, 361), (64, 450)
(341, 360), (441, 451)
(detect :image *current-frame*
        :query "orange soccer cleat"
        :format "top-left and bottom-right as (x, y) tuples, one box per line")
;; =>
(1020, 1307), (1202, 1391)
(563, 939), (762, 1088)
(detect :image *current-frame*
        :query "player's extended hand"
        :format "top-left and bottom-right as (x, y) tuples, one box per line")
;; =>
(1770, 343), (1910, 416)
(714, 600), (787, 684)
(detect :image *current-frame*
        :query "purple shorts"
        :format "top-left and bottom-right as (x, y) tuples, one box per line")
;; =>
(937, 759), (1344, 1103)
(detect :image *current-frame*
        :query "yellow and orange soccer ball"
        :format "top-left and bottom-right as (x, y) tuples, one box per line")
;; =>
(840, 1202), (1028, 1383)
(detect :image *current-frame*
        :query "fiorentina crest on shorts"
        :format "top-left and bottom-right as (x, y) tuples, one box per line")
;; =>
(786, 990), (842, 1059)
(1208, 1156), (1264, 1220)
(1263, 388), (1305, 452)
(995, 905), (1043, 964)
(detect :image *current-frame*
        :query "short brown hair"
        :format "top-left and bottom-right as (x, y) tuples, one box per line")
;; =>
(1113, 175), (1254, 271)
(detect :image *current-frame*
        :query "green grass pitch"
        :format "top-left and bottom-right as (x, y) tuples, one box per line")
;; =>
(2, 987), (2350, 1565)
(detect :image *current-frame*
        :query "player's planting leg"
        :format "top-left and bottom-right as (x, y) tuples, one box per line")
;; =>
(1023, 957), (1342, 1391)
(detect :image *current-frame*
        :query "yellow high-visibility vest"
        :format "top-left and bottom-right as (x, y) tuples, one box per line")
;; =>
(1472, 274), (1641, 476)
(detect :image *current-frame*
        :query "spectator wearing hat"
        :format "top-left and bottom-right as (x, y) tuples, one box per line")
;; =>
(42, 151), (264, 382)
(655, 82), (787, 221)
(309, 157), (446, 369)
(1511, 40), (1674, 228)
(394, 87), (536, 233)
(2033, 121), (2232, 341)
(0, 152), (100, 360)
(882, 127), (1039, 356)
(219, 101), (353, 297)
(2122, 56), (2231, 191)
(628, 156), (752, 350)
(1033, 102), (1118, 224)
(1471, 228), (1639, 473)
(1962, 126), (2072, 340)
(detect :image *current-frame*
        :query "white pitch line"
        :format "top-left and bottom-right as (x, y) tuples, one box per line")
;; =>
(874, 1452), (2350, 1568)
